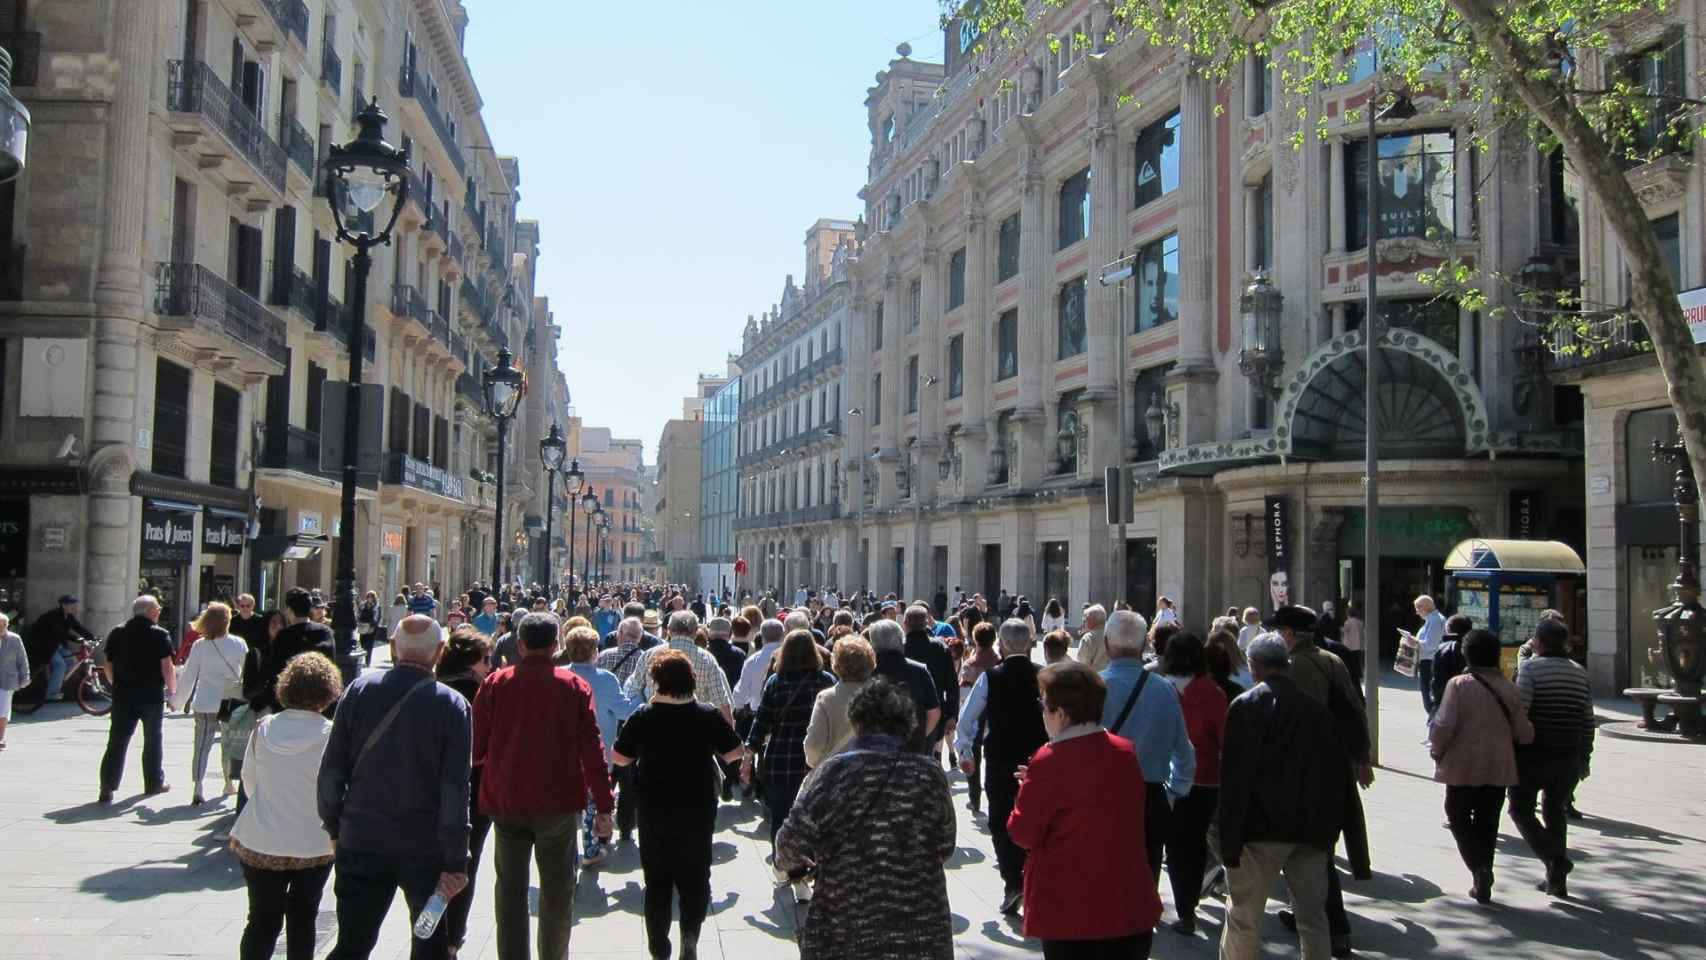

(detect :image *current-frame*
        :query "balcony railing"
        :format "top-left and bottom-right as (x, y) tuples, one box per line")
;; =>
(460, 275), (486, 317)
(448, 231), (464, 269)
(154, 262), (289, 367)
(261, 424), (377, 487)
(316, 292), (377, 361)
(1, 30), (40, 87)
(320, 37), (341, 93)
(261, 0), (310, 48)
(392, 282), (429, 326)
(464, 192), (486, 246)
(285, 118), (315, 178)
(397, 63), (466, 175)
(268, 265), (315, 319)
(456, 370), (484, 407)
(167, 60), (288, 193)
(1546, 314), (1655, 373)
(733, 503), (842, 532)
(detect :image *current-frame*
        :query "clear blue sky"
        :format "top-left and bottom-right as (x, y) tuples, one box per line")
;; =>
(464, 0), (946, 458)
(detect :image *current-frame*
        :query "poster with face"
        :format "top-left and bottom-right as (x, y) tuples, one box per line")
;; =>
(1265, 496), (1291, 611)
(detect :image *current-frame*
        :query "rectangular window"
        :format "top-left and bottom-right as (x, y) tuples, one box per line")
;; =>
(997, 213), (1021, 281)
(1612, 27), (1687, 161)
(1134, 110), (1181, 208)
(152, 359), (191, 479)
(1248, 55), (1271, 117)
(1057, 275), (1087, 358)
(908, 278), (922, 330)
(412, 402), (430, 461)
(306, 362), (326, 433)
(872, 374), (882, 425)
(946, 247), (966, 311)
(873, 303), (884, 350)
(388, 387), (410, 455)
(1252, 173), (1274, 270)
(996, 308), (1019, 381)
(1345, 130), (1456, 249)
(1135, 233), (1180, 331)
(1058, 167), (1091, 249)
(1653, 213), (1681, 290)
(1546, 150), (1579, 246)
(947, 334), (964, 398)
(210, 382), (241, 488)
(906, 356), (919, 412)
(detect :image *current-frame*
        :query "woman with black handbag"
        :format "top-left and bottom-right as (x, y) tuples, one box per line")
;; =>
(741, 629), (835, 902)
(171, 601), (248, 805)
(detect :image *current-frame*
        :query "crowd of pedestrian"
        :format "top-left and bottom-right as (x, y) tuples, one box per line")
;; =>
(11, 572), (1602, 960)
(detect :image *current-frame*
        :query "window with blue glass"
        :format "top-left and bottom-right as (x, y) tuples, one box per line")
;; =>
(1135, 233), (1179, 332)
(1058, 167), (1091, 249)
(996, 309), (1018, 381)
(1345, 131), (1456, 250)
(1057, 275), (1087, 358)
(1133, 110), (1180, 209)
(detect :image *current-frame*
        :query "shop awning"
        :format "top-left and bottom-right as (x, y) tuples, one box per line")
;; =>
(1444, 539), (1585, 574)
(250, 533), (329, 563)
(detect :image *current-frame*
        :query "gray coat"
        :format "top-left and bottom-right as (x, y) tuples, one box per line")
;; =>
(0, 630), (29, 690)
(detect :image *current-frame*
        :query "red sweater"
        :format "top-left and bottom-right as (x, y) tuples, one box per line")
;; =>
(1006, 730), (1162, 940)
(1177, 674), (1229, 786)
(472, 657), (615, 818)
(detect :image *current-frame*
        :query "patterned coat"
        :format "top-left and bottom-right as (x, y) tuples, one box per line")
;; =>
(776, 735), (955, 960)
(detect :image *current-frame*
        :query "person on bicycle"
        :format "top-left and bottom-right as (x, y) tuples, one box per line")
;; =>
(0, 612), (29, 747)
(27, 594), (96, 702)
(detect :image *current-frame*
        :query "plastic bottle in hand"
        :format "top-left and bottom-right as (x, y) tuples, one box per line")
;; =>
(413, 893), (448, 939)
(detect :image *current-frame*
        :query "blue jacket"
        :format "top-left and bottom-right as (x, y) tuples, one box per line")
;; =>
(1100, 658), (1196, 799)
(567, 662), (638, 760)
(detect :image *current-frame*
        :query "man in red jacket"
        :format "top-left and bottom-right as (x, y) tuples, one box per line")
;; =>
(473, 612), (614, 960)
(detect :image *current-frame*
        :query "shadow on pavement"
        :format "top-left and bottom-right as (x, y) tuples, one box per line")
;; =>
(44, 796), (140, 823)
(739, 885), (799, 940)
(77, 832), (241, 898)
(1347, 867), (1445, 905)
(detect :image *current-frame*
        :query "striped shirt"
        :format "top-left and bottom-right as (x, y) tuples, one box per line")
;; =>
(623, 637), (735, 711)
(1515, 654), (1594, 758)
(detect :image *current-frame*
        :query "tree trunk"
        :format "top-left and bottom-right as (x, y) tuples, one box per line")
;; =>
(1451, 0), (1706, 489)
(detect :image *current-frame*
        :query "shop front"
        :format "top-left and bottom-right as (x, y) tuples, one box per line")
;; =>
(198, 508), (248, 605)
(0, 497), (26, 619)
(139, 500), (199, 641)
(380, 524), (404, 604)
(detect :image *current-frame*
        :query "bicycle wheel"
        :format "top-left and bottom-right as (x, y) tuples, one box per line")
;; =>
(78, 670), (113, 716)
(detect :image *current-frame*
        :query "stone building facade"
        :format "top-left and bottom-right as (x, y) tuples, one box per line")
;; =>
(0, 0), (567, 637)
(654, 372), (731, 586)
(822, 5), (1585, 646)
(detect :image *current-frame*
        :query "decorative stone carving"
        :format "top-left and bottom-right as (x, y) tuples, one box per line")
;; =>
(1627, 154), (1692, 209)
(85, 444), (136, 494)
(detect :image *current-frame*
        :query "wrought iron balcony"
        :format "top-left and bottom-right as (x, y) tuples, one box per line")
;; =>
(392, 282), (430, 327)
(464, 191), (487, 245)
(448, 232), (465, 270)
(261, 424), (377, 488)
(1, 30), (39, 87)
(1546, 314), (1655, 374)
(285, 118), (315, 179)
(261, 0), (310, 47)
(456, 370), (484, 407)
(315, 292), (377, 361)
(166, 60), (287, 194)
(397, 62), (466, 175)
(268, 265), (315, 319)
(154, 262), (288, 371)
(459, 275), (486, 317)
(320, 37), (341, 93)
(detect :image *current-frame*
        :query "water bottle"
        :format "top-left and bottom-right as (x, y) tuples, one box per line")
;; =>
(413, 893), (448, 940)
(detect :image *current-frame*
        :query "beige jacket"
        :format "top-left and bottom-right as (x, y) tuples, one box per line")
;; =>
(1076, 627), (1109, 672)
(802, 679), (871, 768)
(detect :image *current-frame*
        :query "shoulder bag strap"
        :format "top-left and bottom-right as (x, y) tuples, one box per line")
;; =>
(830, 753), (904, 860)
(1469, 671), (1515, 730)
(615, 644), (644, 673)
(352, 673), (437, 774)
(1111, 668), (1151, 733)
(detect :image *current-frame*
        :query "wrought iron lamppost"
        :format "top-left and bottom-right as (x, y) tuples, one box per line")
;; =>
(482, 348), (526, 589)
(538, 423), (566, 594)
(598, 513), (612, 584)
(562, 456), (584, 596)
(324, 99), (409, 681)
(1652, 430), (1706, 738)
(580, 487), (599, 589)
(590, 504), (607, 586)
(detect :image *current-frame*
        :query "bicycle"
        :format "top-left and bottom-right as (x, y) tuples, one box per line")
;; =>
(12, 640), (112, 717)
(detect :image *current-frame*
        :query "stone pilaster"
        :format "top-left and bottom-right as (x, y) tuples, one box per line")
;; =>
(1327, 136), (1347, 253)
(959, 185), (990, 498)
(1176, 73), (1216, 368)
(1015, 140), (1048, 490)
(917, 237), (943, 504)
(1085, 75), (1123, 477)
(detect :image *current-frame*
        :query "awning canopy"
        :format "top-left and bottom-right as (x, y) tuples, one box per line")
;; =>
(1444, 538), (1585, 574)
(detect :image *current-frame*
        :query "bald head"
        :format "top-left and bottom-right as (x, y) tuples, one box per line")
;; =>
(394, 614), (444, 664)
(1105, 610), (1150, 659)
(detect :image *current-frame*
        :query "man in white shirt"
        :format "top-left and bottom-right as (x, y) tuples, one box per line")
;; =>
(822, 587), (839, 610)
(1414, 595), (1448, 721)
(735, 618), (787, 711)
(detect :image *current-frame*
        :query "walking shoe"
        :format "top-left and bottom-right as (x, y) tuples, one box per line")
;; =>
(191, 794), (205, 806)
(999, 886), (1023, 916)
(791, 879), (813, 902)
(145, 783), (171, 796)
(1331, 934), (1353, 957)
(1169, 917), (1197, 936)
(1470, 867), (1493, 904)
(222, 780), (238, 797)
(1567, 802), (1584, 820)
(680, 931), (699, 960)
(97, 790), (112, 806)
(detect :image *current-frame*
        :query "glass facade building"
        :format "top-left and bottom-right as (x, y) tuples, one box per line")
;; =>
(698, 376), (741, 598)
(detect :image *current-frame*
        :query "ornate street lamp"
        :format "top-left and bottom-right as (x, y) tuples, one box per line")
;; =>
(0, 47), (31, 183)
(482, 348), (526, 589)
(580, 487), (600, 590)
(598, 512), (613, 583)
(1652, 431), (1706, 738)
(323, 98), (409, 680)
(1238, 269), (1285, 399)
(539, 423), (566, 593)
(563, 457), (584, 595)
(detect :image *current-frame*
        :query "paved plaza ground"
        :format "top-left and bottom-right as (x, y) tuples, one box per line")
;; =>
(2, 664), (1703, 960)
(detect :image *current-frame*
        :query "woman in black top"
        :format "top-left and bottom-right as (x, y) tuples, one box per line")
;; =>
(435, 627), (492, 957)
(613, 650), (745, 960)
(743, 630), (836, 896)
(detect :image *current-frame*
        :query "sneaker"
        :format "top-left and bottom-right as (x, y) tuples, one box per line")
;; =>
(999, 887), (1023, 916)
(791, 879), (813, 902)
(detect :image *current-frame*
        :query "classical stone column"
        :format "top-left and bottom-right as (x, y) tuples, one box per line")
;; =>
(1015, 143), (1048, 489)
(917, 236), (942, 504)
(1084, 80), (1123, 476)
(87, 0), (160, 632)
(1176, 73), (1216, 367)
(959, 188), (990, 497)
(877, 267), (901, 508)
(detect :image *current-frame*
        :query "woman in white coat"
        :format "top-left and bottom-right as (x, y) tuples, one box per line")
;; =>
(172, 602), (248, 804)
(230, 652), (342, 960)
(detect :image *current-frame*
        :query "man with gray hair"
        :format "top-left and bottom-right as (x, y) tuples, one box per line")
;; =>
(97, 595), (178, 804)
(596, 617), (651, 687)
(735, 619), (787, 712)
(625, 610), (735, 728)
(954, 618), (1047, 913)
(1217, 633), (1346, 960)
(867, 618), (940, 753)
(903, 604), (959, 750)
(1075, 604), (1111, 672)
(318, 614), (472, 957)
(1099, 608), (1195, 887)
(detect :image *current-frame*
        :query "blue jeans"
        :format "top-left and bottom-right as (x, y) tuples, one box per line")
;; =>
(46, 647), (70, 698)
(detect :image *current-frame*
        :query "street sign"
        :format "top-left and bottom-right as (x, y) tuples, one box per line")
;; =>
(319, 382), (385, 476)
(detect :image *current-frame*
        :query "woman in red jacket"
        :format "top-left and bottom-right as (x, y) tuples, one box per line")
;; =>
(1159, 633), (1229, 936)
(1007, 661), (1160, 959)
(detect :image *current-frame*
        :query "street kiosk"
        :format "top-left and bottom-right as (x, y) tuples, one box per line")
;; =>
(1445, 539), (1586, 677)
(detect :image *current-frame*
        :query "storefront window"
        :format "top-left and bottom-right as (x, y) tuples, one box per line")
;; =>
(1628, 545), (1677, 687)
(1345, 131), (1456, 250)
(1626, 407), (1680, 503)
(1041, 541), (1070, 612)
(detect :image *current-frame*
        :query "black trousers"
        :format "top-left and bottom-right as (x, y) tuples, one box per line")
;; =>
(1509, 753), (1580, 870)
(1444, 784), (1504, 874)
(1165, 785), (1218, 920)
(324, 849), (447, 960)
(765, 769), (807, 845)
(613, 762), (641, 838)
(1324, 853), (1349, 937)
(443, 808), (491, 949)
(639, 815), (714, 958)
(986, 761), (1026, 890)
(966, 735), (984, 810)
(1342, 776), (1371, 877)
(239, 862), (332, 960)
(99, 692), (165, 793)
(1041, 932), (1154, 959)
(1143, 782), (1171, 887)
